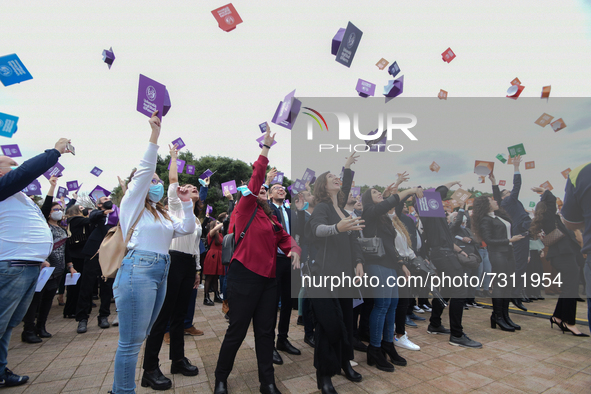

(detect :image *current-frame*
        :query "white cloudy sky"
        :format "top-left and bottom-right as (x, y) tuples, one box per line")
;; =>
(1, 0), (590, 206)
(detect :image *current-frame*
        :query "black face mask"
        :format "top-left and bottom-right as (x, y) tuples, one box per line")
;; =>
(102, 201), (113, 210)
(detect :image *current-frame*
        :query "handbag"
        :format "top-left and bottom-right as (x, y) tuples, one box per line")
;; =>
(542, 227), (565, 247)
(357, 227), (385, 258)
(96, 208), (144, 280)
(456, 252), (482, 270)
(221, 207), (258, 265)
(67, 222), (87, 250)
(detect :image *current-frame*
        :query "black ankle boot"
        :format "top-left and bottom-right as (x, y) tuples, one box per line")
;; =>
(21, 330), (42, 344)
(316, 371), (338, 394)
(214, 379), (228, 394)
(141, 367), (172, 390)
(341, 360), (362, 382)
(203, 295), (214, 306)
(35, 324), (52, 338)
(213, 291), (223, 303)
(381, 340), (407, 366)
(490, 299), (515, 332)
(502, 298), (521, 330)
(260, 382), (282, 394)
(367, 344), (394, 372)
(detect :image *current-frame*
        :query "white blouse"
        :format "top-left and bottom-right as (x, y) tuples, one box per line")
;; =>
(488, 212), (512, 245)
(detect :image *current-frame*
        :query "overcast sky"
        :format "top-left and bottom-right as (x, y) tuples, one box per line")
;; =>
(2, 0), (590, 207)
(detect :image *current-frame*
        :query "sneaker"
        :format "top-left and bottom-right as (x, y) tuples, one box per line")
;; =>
(469, 302), (483, 308)
(405, 316), (418, 328)
(0, 368), (29, 388)
(421, 304), (432, 312)
(184, 326), (204, 336)
(76, 320), (88, 334)
(408, 313), (425, 321)
(198, 284), (204, 289)
(413, 305), (425, 314)
(427, 324), (451, 335)
(449, 333), (482, 349)
(463, 303), (470, 310)
(112, 315), (119, 327)
(394, 333), (420, 351)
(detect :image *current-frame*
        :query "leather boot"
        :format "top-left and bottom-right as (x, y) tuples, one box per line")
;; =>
(35, 323), (52, 338)
(213, 291), (223, 303)
(490, 298), (515, 332)
(502, 298), (521, 330)
(21, 330), (42, 344)
(204, 294), (215, 306)
(341, 360), (362, 382)
(367, 344), (394, 372)
(511, 297), (527, 311)
(381, 340), (407, 366)
(316, 371), (338, 394)
(260, 382), (282, 394)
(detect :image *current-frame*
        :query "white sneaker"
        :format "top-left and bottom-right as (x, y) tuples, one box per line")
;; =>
(421, 304), (432, 312)
(394, 333), (421, 351)
(198, 284), (204, 289)
(413, 305), (425, 314)
(112, 315), (119, 327)
(350, 360), (358, 367)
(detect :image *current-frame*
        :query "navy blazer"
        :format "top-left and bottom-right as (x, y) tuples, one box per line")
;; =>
(269, 201), (292, 234)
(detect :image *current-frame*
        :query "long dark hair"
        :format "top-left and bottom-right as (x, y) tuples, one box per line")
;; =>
(361, 188), (393, 229)
(313, 171), (345, 207)
(471, 196), (512, 241)
(529, 201), (547, 239)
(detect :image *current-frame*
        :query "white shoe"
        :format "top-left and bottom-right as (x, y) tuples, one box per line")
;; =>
(421, 304), (432, 312)
(394, 333), (420, 351)
(413, 305), (425, 314)
(112, 315), (119, 327)
(198, 284), (204, 289)
(350, 360), (358, 367)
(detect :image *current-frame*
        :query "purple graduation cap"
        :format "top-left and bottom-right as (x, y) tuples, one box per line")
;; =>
(292, 179), (306, 193)
(272, 172), (284, 184)
(0, 54), (33, 87)
(351, 186), (361, 198)
(186, 165), (195, 175)
(90, 166), (103, 177)
(355, 79), (376, 97)
(1, 144), (21, 157)
(43, 162), (65, 179)
(22, 179), (42, 196)
(271, 89), (302, 130)
(340, 166), (355, 180)
(383, 75), (404, 98)
(89, 185), (111, 204)
(199, 169), (213, 180)
(137, 74), (167, 120)
(163, 88), (171, 116)
(388, 61), (400, 78)
(171, 137), (185, 150)
(56, 186), (68, 199)
(365, 129), (387, 152)
(302, 168), (315, 183)
(287, 185), (293, 195)
(106, 205), (120, 226)
(415, 191), (445, 218)
(221, 180), (237, 194)
(102, 47), (115, 69)
(168, 158), (186, 173)
(66, 180), (79, 191)
(256, 134), (277, 148)
(206, 205), (213, 215)
(259, 122), (268, 133)
(331, 28), (346, 55)
(0, 112), (19, 138)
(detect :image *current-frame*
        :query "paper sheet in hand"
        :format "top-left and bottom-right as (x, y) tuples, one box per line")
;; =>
(36, 267), (55, 292)
(64, 272), (81, 286)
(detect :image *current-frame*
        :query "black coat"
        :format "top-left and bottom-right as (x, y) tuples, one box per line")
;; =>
(361, 194), (401, 266)
(67, 215), (92, 260)
(539, 190), (579, 260)
(82, 209), (115, 258)
(479, 215), (512, 253)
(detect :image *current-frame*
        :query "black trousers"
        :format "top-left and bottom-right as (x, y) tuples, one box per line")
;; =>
(275, 255), (295, 342)
(396, 285), (410, 336)
(23, 276), (59, 331)
(63, 257), (85, 317)
(215, 261), (277, 385)
(488, 248), (516, 299)
(429, 249), (466, 337)
(75, 254), (113, 321)
(143, 251), (197, 370)
(511, 235), (530, 297)
(551, 253), (580, 325)
(526, 250), (543, 297)
(353, 298), (373, 339)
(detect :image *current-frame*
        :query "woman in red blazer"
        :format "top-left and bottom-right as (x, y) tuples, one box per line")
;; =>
(213, 126), (301, 394)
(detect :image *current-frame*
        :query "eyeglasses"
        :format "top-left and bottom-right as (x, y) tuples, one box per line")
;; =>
(52, 207), (64, 212)
(151, 178), (164, 185)
(271, 186), (286, 191)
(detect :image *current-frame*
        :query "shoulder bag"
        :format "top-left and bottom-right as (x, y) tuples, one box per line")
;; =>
(222, 207), (258, 265)
(357, 225), (385, 258)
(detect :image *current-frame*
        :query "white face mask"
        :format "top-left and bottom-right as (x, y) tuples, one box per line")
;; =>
(51, 211), (64, 221)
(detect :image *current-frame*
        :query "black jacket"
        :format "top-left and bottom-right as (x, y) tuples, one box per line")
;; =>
(539, 190), (579, 260)
(450, 210), (479, 255)
(479, 215), (512, 253)
(492, 173), (532, 234)
(67, 215), (92, 260)
(361, 194), (401, 266)
(82, 208), (115, 258)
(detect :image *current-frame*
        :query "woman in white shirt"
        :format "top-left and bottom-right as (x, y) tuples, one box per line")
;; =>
(111, 111), (196, 394)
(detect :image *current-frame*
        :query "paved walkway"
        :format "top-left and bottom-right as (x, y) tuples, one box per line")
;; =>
(4, 294), (591, 393)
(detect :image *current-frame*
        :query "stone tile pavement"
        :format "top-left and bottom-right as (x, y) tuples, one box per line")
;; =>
(4, 294), (591, 393)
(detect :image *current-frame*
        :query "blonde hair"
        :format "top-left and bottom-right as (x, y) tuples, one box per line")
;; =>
(143, 195), (171, 222)
(392, 215), (412, 248)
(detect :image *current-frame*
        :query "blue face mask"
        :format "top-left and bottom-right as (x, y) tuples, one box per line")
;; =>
(148, 183), (164, 202)
(302, 202), (309, 210)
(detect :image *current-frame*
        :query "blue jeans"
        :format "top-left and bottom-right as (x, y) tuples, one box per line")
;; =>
(112, 250), (170, 394)
(478, 248), (492, 290)
(366, 264), (398, 347)
(0, 262), (39, 376)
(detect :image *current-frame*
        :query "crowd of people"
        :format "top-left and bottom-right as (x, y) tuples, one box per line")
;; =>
(0, 113), (590, 394)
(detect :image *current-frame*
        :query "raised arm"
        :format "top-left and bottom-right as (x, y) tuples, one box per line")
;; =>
(509, 155), (522, 200)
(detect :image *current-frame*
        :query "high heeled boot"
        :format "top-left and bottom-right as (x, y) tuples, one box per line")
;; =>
(380, 340), (407, 366)
(490, 298), (515, 332)
(316, 371), (338, 394)
(502, 298), (521, 330)
(367, 344), (394, 372)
